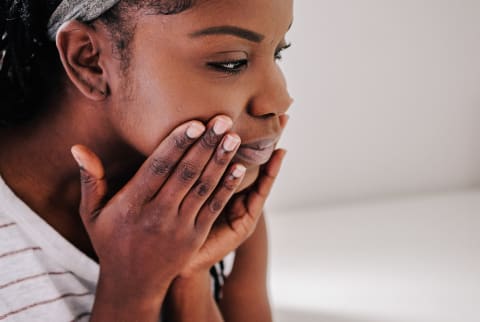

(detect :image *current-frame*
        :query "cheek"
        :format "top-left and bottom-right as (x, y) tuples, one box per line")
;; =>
(113, 76), (203, 155)
(112, 47), (247, 157)
(124, 86), (242, 156)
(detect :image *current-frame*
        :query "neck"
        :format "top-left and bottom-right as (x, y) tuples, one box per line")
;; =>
(0, 92), (144, 259)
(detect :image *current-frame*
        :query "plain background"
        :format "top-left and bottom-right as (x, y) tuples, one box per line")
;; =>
(265, 2), (480, 321)
(267, 0), (480, 212)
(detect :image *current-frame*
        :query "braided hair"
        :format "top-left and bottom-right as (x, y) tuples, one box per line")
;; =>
(1, 0), (228, 300)
(0, 0), (195, 127)
(0, 0), (61, 126)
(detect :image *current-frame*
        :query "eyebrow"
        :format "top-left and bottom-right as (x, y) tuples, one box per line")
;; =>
(189, 25), (265, 43)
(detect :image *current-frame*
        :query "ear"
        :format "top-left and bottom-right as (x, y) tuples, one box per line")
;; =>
(56, 20), (109, 101)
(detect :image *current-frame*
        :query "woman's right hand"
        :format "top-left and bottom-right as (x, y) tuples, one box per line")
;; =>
(70, 115), (245, 320)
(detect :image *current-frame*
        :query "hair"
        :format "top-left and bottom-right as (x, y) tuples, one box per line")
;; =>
(0, 0), (195, 127)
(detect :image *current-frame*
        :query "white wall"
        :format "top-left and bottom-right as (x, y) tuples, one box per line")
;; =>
(268, 0), (480, 212)
(268, 190), (480, 322)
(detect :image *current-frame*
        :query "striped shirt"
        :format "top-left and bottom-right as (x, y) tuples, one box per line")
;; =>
(0, 176), (234, 321)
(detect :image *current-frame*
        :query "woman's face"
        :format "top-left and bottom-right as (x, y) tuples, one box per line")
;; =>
(106, 0), (294, 191)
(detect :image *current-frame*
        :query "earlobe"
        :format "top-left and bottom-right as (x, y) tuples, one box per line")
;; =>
(56, 20), (109, 101)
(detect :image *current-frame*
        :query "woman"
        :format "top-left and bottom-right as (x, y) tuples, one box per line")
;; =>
(0, 0), (293, 321)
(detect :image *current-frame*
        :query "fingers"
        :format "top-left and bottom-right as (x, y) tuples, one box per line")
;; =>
(245, 149), (287, 216)
(71, 145), (108, 228)
(127, 120), (207, 202)
(178, 131), (241, 217)
(194, 164), (247, 232)
(219, 150), (285, 240)
(184, 150), (286, 272)
(154, 116), (234, 205)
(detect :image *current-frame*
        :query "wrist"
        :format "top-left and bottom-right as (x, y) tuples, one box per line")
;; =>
(164, 271), (223, 322)
(90, 271), (171, 322)
(170, 270), (211, 296)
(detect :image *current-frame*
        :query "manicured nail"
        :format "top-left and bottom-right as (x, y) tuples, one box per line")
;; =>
(213, 117), (232, 135)
(223, 135), (240, 152)
(232, 165), (246, 178)
(71, 147), (84, 168)
(186, 122), (206, 139)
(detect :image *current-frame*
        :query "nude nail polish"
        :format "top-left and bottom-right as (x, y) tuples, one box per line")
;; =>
(213, 118), (232, 135)
(223, 135), (240, 152)
(186, 123), (206, 139)
(232, 165), (246, 178)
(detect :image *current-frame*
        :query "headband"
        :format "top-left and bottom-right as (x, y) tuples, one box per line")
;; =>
(47, 0), (121, 40)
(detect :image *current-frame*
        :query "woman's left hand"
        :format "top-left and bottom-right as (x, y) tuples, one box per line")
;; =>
(178, 115), (289, 277)
(178, 148), (286, 277)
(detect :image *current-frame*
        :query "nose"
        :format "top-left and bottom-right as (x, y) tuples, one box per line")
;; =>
(247, 65), (293, 118)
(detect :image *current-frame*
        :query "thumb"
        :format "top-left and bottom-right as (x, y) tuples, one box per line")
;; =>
(71, 145), (107, 228)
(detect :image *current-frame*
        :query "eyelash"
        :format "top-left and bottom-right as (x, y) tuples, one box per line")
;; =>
(207, 59), (249, 75)
(207, 42), (292, 75)
(275, 42), (292, 61)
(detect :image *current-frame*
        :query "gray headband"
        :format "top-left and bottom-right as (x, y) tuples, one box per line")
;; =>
(47, 0), (121, 40)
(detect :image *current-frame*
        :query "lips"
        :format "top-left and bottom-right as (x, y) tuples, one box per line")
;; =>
(234, 137), (279, 166)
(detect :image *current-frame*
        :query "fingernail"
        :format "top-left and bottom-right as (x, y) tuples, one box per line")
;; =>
(71, 147), (84, 168)
(213, 117), (232, 135)
(223, 135), (240, 152)
(232, 165), (246, 178)
(186, 122), (206, 139)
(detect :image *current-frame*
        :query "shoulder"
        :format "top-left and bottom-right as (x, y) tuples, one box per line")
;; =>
(0, 178), (95, 321)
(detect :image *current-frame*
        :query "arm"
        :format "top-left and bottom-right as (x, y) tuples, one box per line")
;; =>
(163, 271), (224, 322)
(163, 147), (286, 321)
(218, 215), (272, 322)
(163, 215), (272, 322)
(71, 117), (246, 321)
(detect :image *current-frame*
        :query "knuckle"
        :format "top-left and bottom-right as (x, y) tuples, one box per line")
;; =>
(178, 162), (198, 182)
(79, 169), (95, 185)
(173, 132), (193, 150)
(149, 157), (172, 176)
(200, 129), (218, 149)
(113, 209), (134, 229)
(120, 199), (141, 221)
(213, 150), (229, 166)
(195, 180), (212, 197)
(223, 179), (237, 192)
(209, 198), (224, 213)
(142, 213), (163, 234)
(140, 205), (171, 234)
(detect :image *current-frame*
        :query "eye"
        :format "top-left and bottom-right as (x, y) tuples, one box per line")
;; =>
(275, 42), (292, 61)
(207, 59), (249, 75)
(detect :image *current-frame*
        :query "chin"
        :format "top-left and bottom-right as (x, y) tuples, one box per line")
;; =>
(235, 166), (261, 193)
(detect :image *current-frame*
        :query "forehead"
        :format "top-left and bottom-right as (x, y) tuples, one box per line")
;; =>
(139, 0), (293, 42)
(191, 0), (293, 33)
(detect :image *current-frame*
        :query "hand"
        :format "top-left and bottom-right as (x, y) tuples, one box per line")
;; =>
(179, 115), (289, 277)
(71, 116), (246, 302)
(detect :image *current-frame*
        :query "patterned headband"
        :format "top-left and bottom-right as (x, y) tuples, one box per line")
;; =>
(47, 0), (121, 40)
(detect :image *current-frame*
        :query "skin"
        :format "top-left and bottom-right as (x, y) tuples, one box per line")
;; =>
(0, 0), (293, 320)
